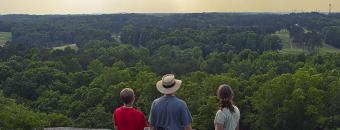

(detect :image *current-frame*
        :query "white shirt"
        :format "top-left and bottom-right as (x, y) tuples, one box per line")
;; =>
(214, 105), (240, 130)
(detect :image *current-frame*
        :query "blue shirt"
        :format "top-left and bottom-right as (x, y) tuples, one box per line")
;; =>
(149, 96), (193, 130)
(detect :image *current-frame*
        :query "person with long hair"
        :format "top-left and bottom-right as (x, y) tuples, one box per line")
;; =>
(214, 84), (240, 130)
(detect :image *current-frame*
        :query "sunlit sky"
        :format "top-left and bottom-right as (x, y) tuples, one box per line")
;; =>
(0, 0), (339, 14)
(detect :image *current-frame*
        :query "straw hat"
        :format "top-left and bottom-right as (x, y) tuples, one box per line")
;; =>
(156, 74), (182, 94)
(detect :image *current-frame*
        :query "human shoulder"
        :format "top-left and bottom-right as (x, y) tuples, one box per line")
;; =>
(216, 109), (226, 117)
(114, 106), (124, 116)
(131, 109), (145, 120)
(114, 106), (124, 112)
(152, 97), (164, 104)
(134, 108), (145, 115)
(177, 97), (187, 103)
(220, 105), (240, 116)
(233, 105), (240, 114)
(173, 97), (187, 105)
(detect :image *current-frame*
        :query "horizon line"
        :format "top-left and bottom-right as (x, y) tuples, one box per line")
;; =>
(1, 11), (339, 16)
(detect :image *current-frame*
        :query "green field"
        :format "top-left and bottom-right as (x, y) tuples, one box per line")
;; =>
(274, 29), (340, 54)
(52, 44), (78, 51)
(0, 32), (12, 47)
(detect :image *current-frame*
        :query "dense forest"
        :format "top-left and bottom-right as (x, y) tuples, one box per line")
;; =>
(0, 13), (340, 130)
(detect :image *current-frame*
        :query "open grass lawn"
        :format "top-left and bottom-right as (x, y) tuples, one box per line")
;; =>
(0, 32), (11, 47)
(274, 29), (340, 54)
(52, 44), (78, 51)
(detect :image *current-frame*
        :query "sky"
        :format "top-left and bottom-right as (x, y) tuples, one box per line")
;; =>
(0, 0), (339, 14)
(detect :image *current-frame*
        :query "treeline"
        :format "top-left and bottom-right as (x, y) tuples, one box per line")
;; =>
(1, 39), (340, 129)
(1, 13), (340, 48)
(120, 26), (282, 54)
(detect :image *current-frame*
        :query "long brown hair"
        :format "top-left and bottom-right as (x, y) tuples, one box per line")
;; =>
(217, 84), (235, 112)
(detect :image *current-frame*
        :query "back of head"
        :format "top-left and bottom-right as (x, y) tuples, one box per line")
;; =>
(120, 88), (135, 104)
(217, 84), (235, 112)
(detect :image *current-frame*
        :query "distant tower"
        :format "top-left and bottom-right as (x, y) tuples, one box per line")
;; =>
(329, 3), (332, 14)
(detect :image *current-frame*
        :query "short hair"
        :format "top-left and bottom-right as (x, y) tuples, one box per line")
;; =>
(120, 88), (135, 104)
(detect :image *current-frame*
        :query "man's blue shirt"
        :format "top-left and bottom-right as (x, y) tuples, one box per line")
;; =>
(149, 96), (193, 130)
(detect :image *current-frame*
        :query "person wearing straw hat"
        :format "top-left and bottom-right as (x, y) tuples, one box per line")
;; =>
(148, 74), (193, 130)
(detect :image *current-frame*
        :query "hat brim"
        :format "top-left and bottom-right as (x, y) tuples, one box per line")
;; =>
(156, 79), (182, 94)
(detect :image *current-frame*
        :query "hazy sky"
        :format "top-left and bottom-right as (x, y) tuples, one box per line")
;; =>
(0, 0), (339, 14)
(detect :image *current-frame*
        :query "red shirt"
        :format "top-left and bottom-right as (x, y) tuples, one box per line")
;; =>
(114, 106), (147, 130)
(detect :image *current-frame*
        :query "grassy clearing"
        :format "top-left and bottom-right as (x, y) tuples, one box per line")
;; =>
(111, 34), (121, 43)
(274, 29), (306, 54)
(52, 44), (78, 51)
(274, 29), (340, 54)
(319, 43), (340, 54)
(0, 32), (11, 47)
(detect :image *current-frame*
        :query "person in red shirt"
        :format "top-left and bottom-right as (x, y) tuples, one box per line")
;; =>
(114, 88), (148, 130)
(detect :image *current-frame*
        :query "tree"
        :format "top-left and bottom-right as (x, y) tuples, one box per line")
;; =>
(74, 105), (113, 128)
(46, 113), (72, 127)
(323, 26), (340, 48)
(251, 70), (329, 130)
(0, 92), (47, 129)
(203, 51), (225, 74)
(0, 64), (11, 83)
(262, 35), (282, 51)
(304, 31), (322, 53)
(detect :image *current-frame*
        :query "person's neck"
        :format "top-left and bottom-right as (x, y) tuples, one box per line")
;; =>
(165, 94), (175, 96)
(124, 103), (133, 108)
